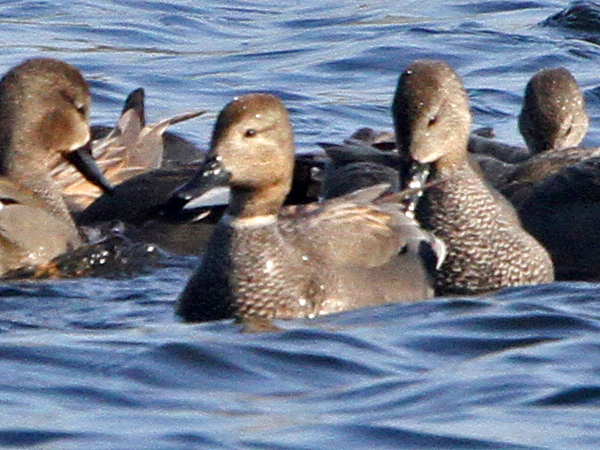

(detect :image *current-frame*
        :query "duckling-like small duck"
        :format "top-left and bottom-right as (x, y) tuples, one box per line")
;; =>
(0, 57), (111, 275)
(175, 93), (443, 323)
(393, 60), (554, 295)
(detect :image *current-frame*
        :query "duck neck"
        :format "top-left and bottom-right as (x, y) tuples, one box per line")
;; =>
(435, 140), (470, 173)
(3, 146), (75, 226)
(227, 183), (287, 220)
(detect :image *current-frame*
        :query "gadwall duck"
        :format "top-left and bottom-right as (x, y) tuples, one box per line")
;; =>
(0, 58), (111, 275)
(175, 93), (444, 323)
(519, 67), (589, 154)
(393, 60), (554, 295)
(495, 67), (598, 205)
(469, 66), (589, 175)
(507, 69), (600, 280)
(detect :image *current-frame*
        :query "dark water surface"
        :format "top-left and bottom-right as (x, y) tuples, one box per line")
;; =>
(2, 1), (600, 448)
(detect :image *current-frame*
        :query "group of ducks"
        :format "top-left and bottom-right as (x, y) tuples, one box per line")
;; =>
(0, 56), (596, 324)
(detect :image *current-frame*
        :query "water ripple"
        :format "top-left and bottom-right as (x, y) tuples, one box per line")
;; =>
(0, 1), (600, 448)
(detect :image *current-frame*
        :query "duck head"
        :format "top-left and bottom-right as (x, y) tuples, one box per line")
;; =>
(392, 60), (472, 169)
(0, 58), (111, 193)
(170, 93), (295, 219)
(519, 67), (588, 154)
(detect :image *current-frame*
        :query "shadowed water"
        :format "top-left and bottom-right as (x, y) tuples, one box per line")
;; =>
(1, 1), (600, 449)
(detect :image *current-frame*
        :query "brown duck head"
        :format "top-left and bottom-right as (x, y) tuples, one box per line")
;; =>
(0, 58), (111, 197)
(519, 67), (588, 154)
(392, 60), (472, 169)
(171, 93), (295, 219)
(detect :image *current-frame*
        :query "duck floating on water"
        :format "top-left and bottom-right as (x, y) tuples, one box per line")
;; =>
(393, 60), (554, 295)
(173, 93), (444, 322)
(0, 58), (112, 275)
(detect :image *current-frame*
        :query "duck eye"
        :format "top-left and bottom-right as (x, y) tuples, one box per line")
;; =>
(60, 90), (86, 115)
(428, 115), (438, 127)
(75, 101), (86, 115)
(245, 129), (256, 138)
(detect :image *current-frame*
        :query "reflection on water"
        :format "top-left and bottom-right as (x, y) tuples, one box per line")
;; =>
(2, 1), (600, 449)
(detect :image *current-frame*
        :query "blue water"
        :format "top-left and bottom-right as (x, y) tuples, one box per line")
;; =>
(2, 1), (600, 448)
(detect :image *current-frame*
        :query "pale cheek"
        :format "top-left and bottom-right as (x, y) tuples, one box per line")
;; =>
(40, 111), (89, 152)
(68, 115), (90, 150)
